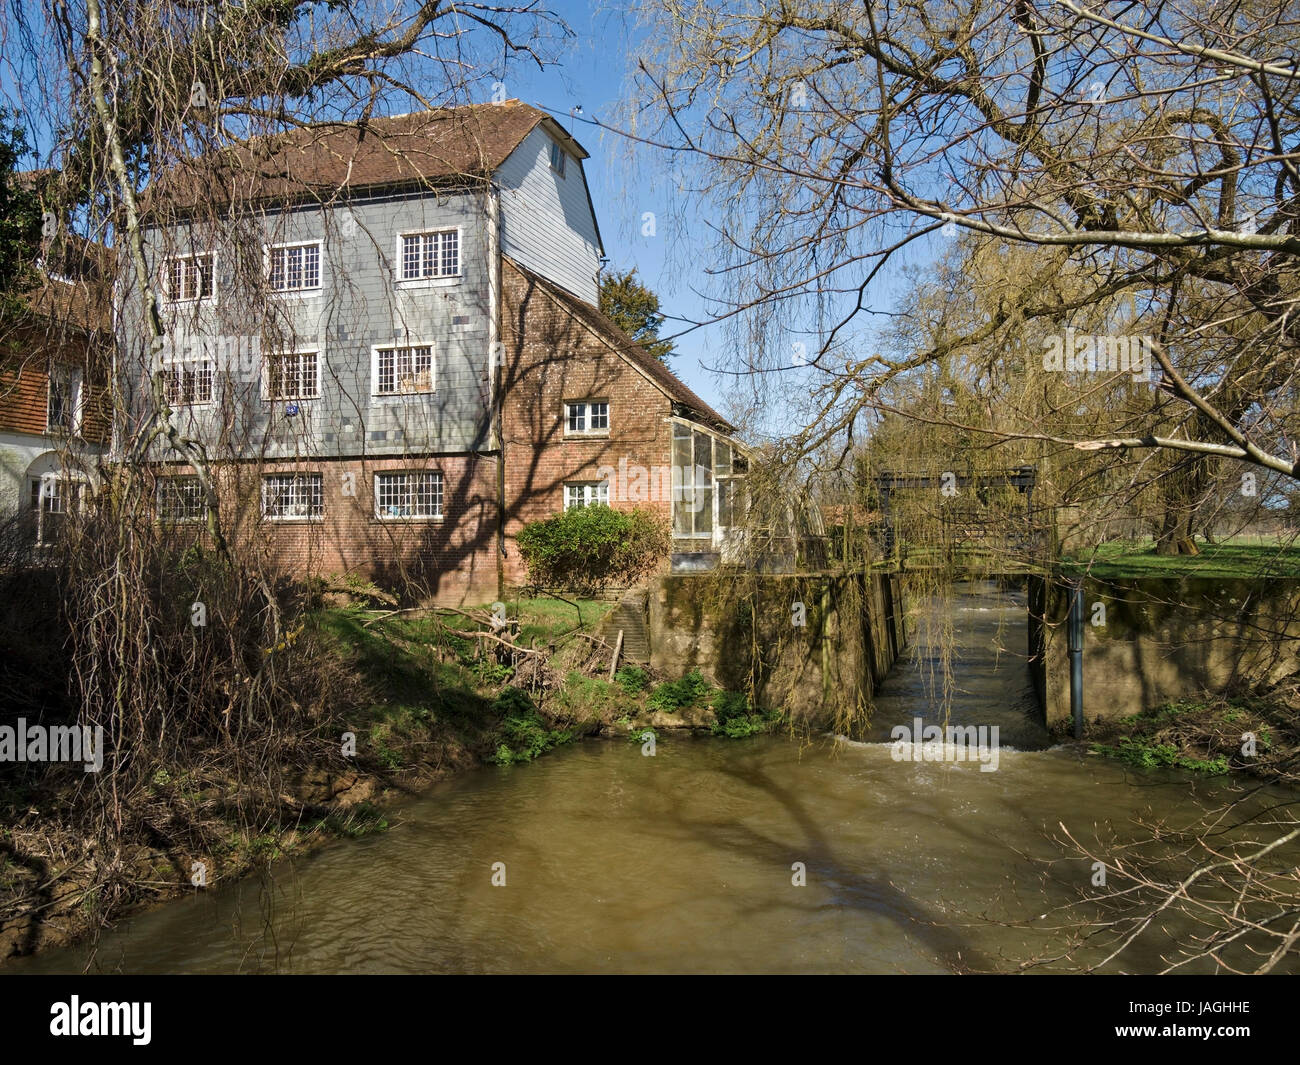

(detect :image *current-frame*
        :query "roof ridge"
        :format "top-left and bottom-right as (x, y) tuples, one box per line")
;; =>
(503, 256), (733, 433)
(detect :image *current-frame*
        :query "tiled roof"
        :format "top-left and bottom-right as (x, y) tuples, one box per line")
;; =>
(150, 101), (568, 213)
(507, 257), (734, 433)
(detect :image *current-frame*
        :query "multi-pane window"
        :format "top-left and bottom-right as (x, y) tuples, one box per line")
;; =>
(160, 359), (214, 405)
(266, 351), (319, 400)
(374, 471), (443, 520)
(261, 474), (323, 521)
(47, 368), (82, 433)
(672, 422), (749, 539)
(549, 138), (566, 177)
(564, 481), (609, 510)
(28, 476), (83, 546)
(565, 401), (609, 434)
(399, 230), (459, 281)
(157, 476), (206, 523)
(164, 253), (215, 301)
(374, 345), (434, 395)
(268, 242), (321, 292)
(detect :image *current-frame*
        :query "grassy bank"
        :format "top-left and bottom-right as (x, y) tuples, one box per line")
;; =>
(1060, 539), (1300, 578)
(0, 595), (778, 964)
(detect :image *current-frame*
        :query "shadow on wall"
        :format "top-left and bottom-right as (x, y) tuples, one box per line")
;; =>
(648, 572), (906, 736)
(1029, 575), (1300, 725)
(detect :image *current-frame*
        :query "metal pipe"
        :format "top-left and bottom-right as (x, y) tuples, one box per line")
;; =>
(1068, 578), (1085, 739)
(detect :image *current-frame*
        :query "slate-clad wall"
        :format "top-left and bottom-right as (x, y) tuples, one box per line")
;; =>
(120, 188), (494, 462)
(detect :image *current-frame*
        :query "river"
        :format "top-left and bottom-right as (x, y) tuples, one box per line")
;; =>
(6, 581), (1295, 974)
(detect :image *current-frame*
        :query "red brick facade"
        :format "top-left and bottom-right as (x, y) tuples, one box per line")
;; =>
(498, 257), (677, 586)
(154, 453), (501, 602)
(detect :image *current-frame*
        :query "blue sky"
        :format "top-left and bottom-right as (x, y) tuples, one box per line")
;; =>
(488, 1), (736, 414)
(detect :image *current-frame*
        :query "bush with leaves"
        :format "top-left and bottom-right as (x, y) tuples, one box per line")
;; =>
(647, 669), (712, 713)
(516, 505), (669, 593)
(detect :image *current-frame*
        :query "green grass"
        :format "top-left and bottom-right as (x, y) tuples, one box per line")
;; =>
(1060, 539), (1300, 578)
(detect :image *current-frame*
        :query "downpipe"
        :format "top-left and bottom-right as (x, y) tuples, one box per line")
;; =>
(1068, 578), (1085, 740)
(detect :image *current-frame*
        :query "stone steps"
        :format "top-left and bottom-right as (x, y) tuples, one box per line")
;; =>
(600, 591), (650, 665)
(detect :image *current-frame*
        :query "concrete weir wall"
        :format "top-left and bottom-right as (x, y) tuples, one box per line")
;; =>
(647, 572), (906, 731)
(1029, 575), (1300, 726)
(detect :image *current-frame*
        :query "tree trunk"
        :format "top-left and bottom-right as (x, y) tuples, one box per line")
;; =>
(1154, 508), (1200, 555)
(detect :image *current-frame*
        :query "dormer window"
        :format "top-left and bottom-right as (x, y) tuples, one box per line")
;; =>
(549, 138), (566, 177)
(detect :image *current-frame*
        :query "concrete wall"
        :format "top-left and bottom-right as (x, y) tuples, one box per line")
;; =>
(1029, 574), (1300, 727)
(648, 572), (905, 732)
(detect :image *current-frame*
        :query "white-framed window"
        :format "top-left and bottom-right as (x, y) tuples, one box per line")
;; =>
(673, 421), (714, 539)
(565, 400), (609, 435)
(374, 471), (443, 520)
(157, 476), (207, 523)
(549, 138), (566, 177)
(265, 350), (320, 401)
(28, 474), (84, 546)
(159, 357), (213, 406)
(564, 481), (609, 510)
(266, 241), (322, 293)
(373, 344), (434, 396)
(397, 229), (460, 283)
(162, 253), (215, 302)
(47, 367), (83, 434)
(261, 473), (323, 521)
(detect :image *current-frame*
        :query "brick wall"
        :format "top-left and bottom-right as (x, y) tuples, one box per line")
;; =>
(154, 454), (501, 604)
(498, 258), (674, 586)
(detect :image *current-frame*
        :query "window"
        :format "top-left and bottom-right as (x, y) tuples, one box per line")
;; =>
(47, 368), (83, 433)
(157, 476), (206, 523)
(565, 481), (609, 510)
(159, 358), (213, 405)
(399, 230), (459, 282)
(28, 475), (83, 545)
(565, 401), (609, 435)
(374, 344), (434, 395)
(374, 471), (443, 520)
(549, 138), (566, 177)
(267, 242), (321, 293)
(266, 350), (319, 400)
(163, 253), (215, 302)
(261, 474), (323, 521)
(672, 421), (746, 539)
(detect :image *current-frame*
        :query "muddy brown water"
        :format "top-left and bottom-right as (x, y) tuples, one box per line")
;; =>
(6, 582), (1296, 974)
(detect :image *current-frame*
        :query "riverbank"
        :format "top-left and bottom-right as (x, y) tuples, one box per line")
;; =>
(1080, 673), (1300, 784)
(0, 596), (779, 964)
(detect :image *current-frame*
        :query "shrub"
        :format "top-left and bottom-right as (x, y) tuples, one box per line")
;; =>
(648, 669), (712, 713)
(516, 505), (669, 593)
(709, 690), (778, 738)
(614, 666), (650, 694)
(491, 687), (574, 764)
